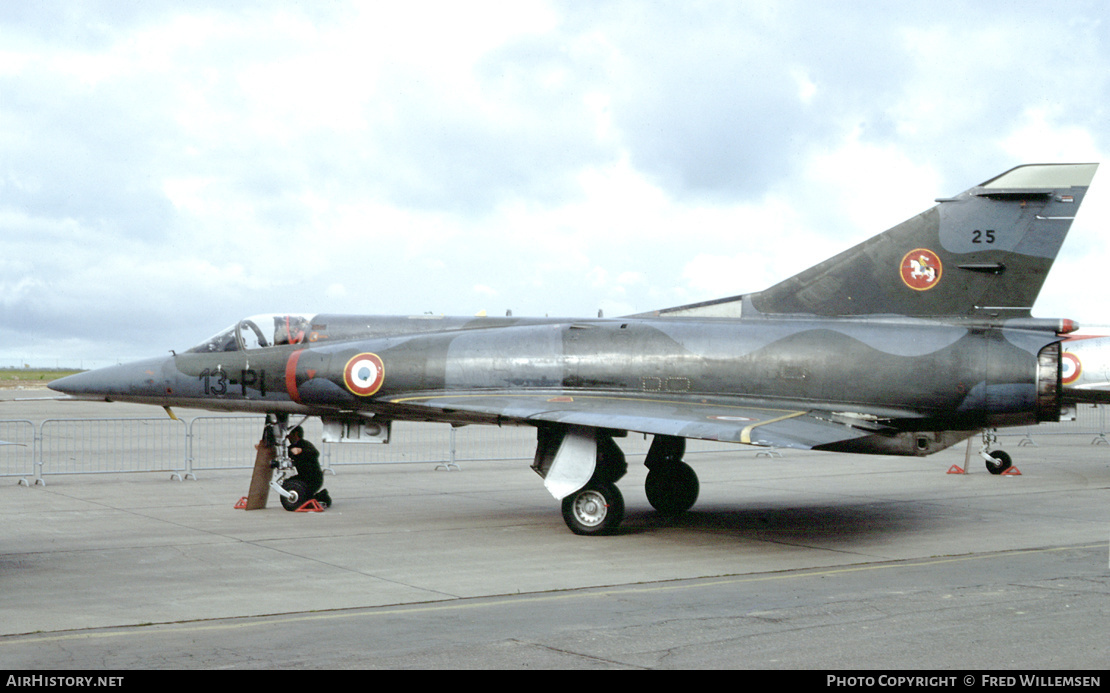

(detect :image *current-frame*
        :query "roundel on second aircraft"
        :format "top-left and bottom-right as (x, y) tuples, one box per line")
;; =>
(343, 353), (385, 396)
(1061, 352), (1082, 385)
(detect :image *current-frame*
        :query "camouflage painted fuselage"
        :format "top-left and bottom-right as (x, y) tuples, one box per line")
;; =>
(64, 311), (1065, 456)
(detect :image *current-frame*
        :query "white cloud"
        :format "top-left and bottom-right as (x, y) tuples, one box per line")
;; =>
(3, 0), (1109, 366)
(999, 108), (1104, 163)
(806, 135), (943, 236)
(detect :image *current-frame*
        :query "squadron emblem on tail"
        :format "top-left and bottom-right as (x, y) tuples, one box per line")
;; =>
(900, 248), (942, 291)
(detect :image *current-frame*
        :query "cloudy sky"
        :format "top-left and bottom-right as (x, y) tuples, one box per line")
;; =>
(3, 1), (1108, 368)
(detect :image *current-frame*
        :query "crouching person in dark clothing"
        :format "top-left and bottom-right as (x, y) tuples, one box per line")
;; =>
(288, 426), (331, 508)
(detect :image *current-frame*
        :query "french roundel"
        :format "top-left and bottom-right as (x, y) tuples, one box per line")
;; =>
(1061, 352), (1082, 385)
(343, 353), (385, 396)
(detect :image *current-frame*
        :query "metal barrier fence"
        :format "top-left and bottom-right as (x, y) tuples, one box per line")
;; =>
(0, 420), (35, 482)
(0, 415), (554, 485)
(40, 418), (188, 478)
(3, 406), (1109, 485)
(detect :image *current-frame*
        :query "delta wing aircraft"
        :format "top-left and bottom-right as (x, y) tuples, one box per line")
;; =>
(52, 163), (1105, 534)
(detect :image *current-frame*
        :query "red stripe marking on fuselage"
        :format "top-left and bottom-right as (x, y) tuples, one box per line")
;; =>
(285, 349), (304, 404)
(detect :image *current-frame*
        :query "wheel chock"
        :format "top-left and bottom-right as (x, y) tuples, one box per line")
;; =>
(1001, 466), (1022, 476)
(234, 496), (249, 509)
(946, 464), (967, 474)
(295, 499), (325, 512)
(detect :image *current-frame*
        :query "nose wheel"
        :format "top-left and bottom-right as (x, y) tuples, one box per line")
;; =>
(278, 478), (312, 511)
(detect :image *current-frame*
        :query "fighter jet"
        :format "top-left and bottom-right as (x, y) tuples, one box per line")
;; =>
(51, 163), (1103, 535)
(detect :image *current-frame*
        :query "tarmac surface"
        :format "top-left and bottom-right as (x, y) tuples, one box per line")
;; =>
(1, 390), (1108, 669)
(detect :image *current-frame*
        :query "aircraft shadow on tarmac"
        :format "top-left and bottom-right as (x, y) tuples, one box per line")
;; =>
(617, 502), (926, 543)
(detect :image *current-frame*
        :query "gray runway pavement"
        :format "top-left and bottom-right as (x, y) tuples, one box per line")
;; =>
(1, 390), (1108, 669)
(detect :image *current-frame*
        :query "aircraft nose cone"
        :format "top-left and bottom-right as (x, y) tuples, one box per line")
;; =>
(48, 357), (172, 401)
(49, 369), (111, 399)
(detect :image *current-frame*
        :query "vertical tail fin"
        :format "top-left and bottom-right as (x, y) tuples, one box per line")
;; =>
(749, 163), (1098, 318)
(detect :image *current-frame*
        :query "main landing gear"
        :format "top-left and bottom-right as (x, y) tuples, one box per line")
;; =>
(560, 435), (628, 536)
(557, 433), (701, 535)
(644, 435), (699, 514)
(561, 481), (625, 536)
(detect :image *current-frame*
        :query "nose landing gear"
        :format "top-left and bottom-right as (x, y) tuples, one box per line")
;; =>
(243, 413), (325, 511)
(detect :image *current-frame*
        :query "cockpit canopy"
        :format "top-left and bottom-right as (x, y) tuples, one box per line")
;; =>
(188, 314), (317, 353)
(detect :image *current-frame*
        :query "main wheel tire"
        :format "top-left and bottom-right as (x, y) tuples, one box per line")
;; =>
(645, 461), (699, 514)
(280, 478), (312, 511)
(985, 450), (1012, 475)
(561, 481), (625, 536)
